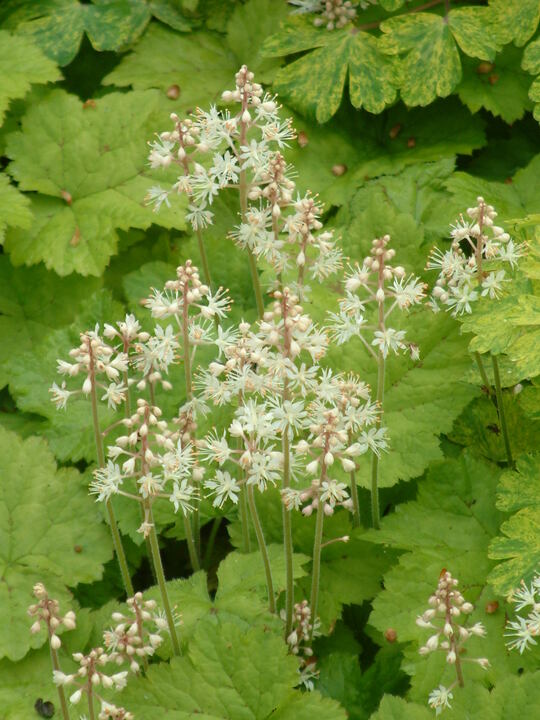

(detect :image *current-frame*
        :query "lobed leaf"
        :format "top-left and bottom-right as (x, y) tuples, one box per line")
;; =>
(0, 427), (112, 661)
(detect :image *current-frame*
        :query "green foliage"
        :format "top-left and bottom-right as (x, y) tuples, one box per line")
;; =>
(0, 29), (61, 122)
(123, 617), (346, 719)
(489, 454), (540, 596)
(0, 427), (112, 661)
(5, 88), (186, 276)
(1, 1), (539, 716)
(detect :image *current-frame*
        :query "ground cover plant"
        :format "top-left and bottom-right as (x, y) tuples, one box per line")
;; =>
(1, 0), (540, 718)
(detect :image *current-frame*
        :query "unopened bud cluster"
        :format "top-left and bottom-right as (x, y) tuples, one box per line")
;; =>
(50, 325), (128, 410)
(331, 235), (424, 359)
(428, 197), (523, 316)
(90, 399), (197, 534)
(418, 571), (489, 715)
(38, 589), (167, 719)
(28, 583), (76, 649)
(285, 600), (320, 690)
(289, 1), (362, 30)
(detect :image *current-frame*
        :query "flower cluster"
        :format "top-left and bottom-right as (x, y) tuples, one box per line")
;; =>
(285, 600), (320, 690)
(505, 573), (540, 653)
(428, 197), (523, 316)
(50, 325), (129, 410)
(28, 583), (77, 649)
(147, 66), (341, 293)
(48, 592), (167, 719)
(104, 593), (166, 672)
(331, 234), (425, 359)
(289, 0), (362, 29)
(417, 570), (489, 715)
(90, 399), (197, 535)
(146, 65), (293, 227)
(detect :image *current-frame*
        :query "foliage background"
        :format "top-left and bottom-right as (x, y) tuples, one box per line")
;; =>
(0, 0), (539, 717)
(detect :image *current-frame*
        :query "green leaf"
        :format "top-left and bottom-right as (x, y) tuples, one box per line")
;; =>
(271, 28), (397, 122)
(104, 24), (237, 107)
(5, 88), (187, 276)
(457, 45), (534, 124)
(488, 454), (540, 596)
(488, 0), (540, 47)
(123, 617), (347, 719)
(0, 257), (101, 390)
(447, 6), (502, 62)
(380, 13), (461, 106)
(6, 290), (124, 463)
(367, 452), (537, 699)
(0, 30), (61, 123)
(449, 396), (540, 463)
(523, 37), (540, 122)
(0, 426), (112, 660)
(370, 696), (432, 720)
(0, 173), (32, 244)
(226, 0), (289, 83)
(0, 0), (152, 66)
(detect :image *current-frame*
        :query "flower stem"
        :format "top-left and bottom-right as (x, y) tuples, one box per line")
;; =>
(146, 504), (181, 655)
(282, 430), (294, 637)
(309, 490), (325, 639)
(246, 485), (275, 613)
(90, 368), (133, 597)
(370, 353), (385, 530)
(239, 106), (264, 318)
(196, 227), (213, 290)
(87, 684), (96, 720)
(474, 351), (492, 395)
(239, 484), (251, 552)
(49, 644), (70, 720)
(202, 516), (222, 568)
(183, 513), (201, 572)
(181, 288), (201, 563)
(491, 354), (514, 467)
(348, 430), (360, 528)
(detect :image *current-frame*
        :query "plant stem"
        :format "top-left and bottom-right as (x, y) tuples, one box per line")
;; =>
(491, 354), (514, 467)
(87, 684), (96, 720)
(202, 516), (222, 568)
(348, 430), (360, 527)
(474, 351), (492, 395)
(181, 287), (201, 563)
(239, 103), (264, 318)
(183, 513), (201, 572)
(370, 354), (385, 530)
(146, 503), (181, 655)
(89, 364), (133, 597)
(246, 485), (275, 613)
(282, 430), (294, 636)
(49, 643), (70, 720)
(196, 227), (213, 290)
(309, 489), (325, 639)
(239, 484), (251, 552)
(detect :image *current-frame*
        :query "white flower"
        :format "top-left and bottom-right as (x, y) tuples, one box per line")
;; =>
(356, 427), (388, 457)
(372, 328), (407, 358)
(90, 462), (124, 502)
(186, 204), (214, 231)
(145, 185), (171, 212)
(169, 478), (196, 515)
(205, 470), (241, 507)
(428, 685), (453, 715)
(210, 150), (240, 187)
(481, 270), (507, 298)
(320, 479), (349, 507)
(446, 283), (479, 316)
(505, 616), (538, 653)
(101, 382), (127, 410)
(137, 473), (163, 498)
(49, 381), (72, 410)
